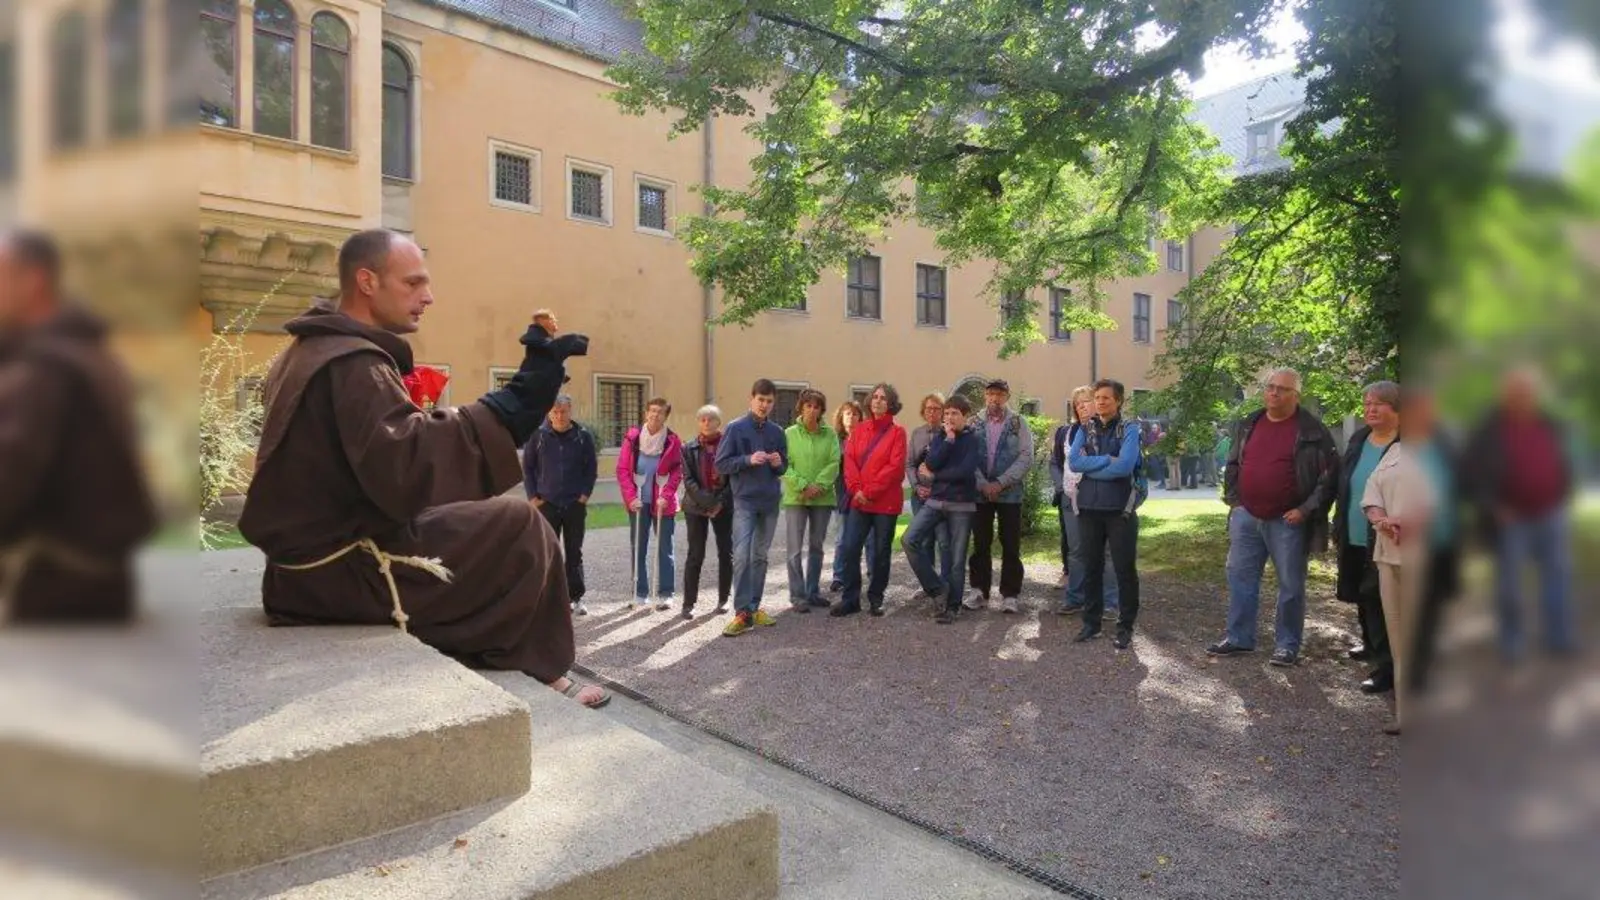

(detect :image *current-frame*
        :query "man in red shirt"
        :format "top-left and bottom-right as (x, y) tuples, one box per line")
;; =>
(1463, 367), (1579, 660)
(1208, 368), (1339, 667)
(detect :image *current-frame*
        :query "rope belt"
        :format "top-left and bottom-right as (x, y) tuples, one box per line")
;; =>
(0, 537), (120, 624)
(275, 538), (453, 634)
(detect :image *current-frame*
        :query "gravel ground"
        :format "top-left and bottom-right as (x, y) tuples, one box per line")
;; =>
(570, 521), (1401, 900)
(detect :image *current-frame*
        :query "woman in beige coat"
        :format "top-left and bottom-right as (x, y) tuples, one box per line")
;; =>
(1361, 407), (1437, 735)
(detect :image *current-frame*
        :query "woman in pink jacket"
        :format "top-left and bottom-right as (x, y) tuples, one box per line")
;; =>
(617, 397), (684, 609)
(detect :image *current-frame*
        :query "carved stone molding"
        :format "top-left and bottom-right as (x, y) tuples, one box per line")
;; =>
(200, 222), (345, 334)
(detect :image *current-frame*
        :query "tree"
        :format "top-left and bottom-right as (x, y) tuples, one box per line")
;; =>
(608, 0), (1282, 356)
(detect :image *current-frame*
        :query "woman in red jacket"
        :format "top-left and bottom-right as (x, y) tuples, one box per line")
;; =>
(830, 383), (907, 617)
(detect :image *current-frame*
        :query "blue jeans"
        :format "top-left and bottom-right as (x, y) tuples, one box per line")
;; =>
(1063, 506), (1119, 612)
(628, 510), (676, 600)
(908, 495), (950, 585)
(1224, 507), (1308, 652)
(902, 504), (971, 605)
(732, 504), (781, 614)
(1495, 507), (1577, 656)
(832, 509), (876, 585)
(785, 505), (833, 602)
(840, 510), (896, 609)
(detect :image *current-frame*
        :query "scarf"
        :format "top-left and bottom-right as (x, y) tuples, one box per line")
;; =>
(700, 432), (722, 491)
(638, 424), (668, 457)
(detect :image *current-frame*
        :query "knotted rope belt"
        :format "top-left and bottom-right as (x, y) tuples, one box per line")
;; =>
(0, 537), (120, 623)
(275, 538), (453, 634)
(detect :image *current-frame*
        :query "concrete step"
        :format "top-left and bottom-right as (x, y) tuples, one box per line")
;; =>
(0, 611), (194, 877)
(201, 667), (780, 900)
(200, 608), (532, 878)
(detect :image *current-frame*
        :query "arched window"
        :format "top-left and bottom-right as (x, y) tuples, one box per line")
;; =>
(309, 12), (349, 150)
(107, 0), (144, 137)
(51, 11), (88, 149)
(381, 44), (413, 179)
(198, 0), (237, 127)
(252, 0), (295, 139)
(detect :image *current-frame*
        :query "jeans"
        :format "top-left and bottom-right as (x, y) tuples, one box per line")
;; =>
(1224, 508), (1309, 653)
(684, 507), (733, 610)
(908, 495), (949, 585)
(628, 509), (676, 600)
(840, 510), (897, 610)
(969, 502), (1023, 599)
(1494, 507), (1578, 656)
(1077, 510), (1140, 631)
(832, 509), (876, 586)
(785, 505), (833, 603)
(731, 504), (781, 613)
(537, 501), (588, 601)
(1062, 505), (1119, 612)
(902, 505), (972, 606)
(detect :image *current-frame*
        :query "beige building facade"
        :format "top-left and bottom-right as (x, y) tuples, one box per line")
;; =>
(3, 0), (1218, 495)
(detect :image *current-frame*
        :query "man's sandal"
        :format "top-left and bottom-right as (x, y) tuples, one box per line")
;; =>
(554, 678), (611, 709)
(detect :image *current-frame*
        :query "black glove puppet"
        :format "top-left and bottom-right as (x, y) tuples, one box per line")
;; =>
(480, 325), (590, 446)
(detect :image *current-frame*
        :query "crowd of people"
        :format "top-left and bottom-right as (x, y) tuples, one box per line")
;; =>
(221, 228), (1582, 722)
(527, 362), (1584, 736)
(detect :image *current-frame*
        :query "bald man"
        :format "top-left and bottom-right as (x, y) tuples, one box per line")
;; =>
(0, 230), (156, 623)
(238, 228), (608, 707)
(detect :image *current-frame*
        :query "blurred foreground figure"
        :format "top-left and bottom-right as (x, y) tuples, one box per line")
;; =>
(0, 230), (155, 623)
(237, 229), (609, 707)
(1462, 367), (1581, 661)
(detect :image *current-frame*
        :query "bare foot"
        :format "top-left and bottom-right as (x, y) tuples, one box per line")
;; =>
(548, 676), (609, 708)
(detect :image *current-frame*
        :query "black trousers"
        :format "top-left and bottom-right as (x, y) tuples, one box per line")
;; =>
(538, 502), (588, 601)
(969, 501), (1023, 599)
(684, 507), (734, 610)
(1055, 495), (1070, 574)
(1078, 510), (1141, 631)
(1339, 543), (1391, 678)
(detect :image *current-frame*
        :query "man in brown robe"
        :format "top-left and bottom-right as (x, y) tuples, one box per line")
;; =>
(238, 228), (607, 707)
(0, 230), (156, 624)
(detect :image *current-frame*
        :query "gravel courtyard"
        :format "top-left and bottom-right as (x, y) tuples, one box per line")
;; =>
(567, 517), (1401, 900)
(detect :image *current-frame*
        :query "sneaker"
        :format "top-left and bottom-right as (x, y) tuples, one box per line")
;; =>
(962, 591), (987, 611)
(1112, 628), (1132, 650)
(1056, 603), (1085, 616)
(911, 589), (928, 602)
(828, 581), (844, 594)
(935, 606), (959, 624)
(714, 602), (729, 614)
(632, 597), (649, 610)
(680, 606), (694, 621)
(571, 600), (589, 617)
(791, 601), (812, 614)
(655, 598), (671, 611)
(752, 609), (778, 627)
(1269, 649), (1298, 667)
(807, 595), (831, 608)
(1073, 624), (1102, 643)
(723, 613), (753, 636)
(1000, 596), (1020, 614)
(1205, 640), (1254, 657)
(868, 602), (884, 617)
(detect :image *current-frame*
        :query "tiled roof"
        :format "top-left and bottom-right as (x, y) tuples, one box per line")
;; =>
(420, 0), (648, 63)
(1187, 69), (1307, 174)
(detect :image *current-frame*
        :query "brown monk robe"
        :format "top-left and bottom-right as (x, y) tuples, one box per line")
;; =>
(0, 232), (156, 624)
(238, 229), (603, 703)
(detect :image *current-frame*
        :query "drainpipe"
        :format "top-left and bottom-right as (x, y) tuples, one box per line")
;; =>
(701, 113), (716, 404)
(1090, 331), (1098, 383)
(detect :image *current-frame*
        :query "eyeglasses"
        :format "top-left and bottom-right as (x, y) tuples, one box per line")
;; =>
(1263, 384), (1298, 395)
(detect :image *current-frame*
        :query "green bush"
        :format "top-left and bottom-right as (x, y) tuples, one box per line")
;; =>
(1020, 414), (1060, 538)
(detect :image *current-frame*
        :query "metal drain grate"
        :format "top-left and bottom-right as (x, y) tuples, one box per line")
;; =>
(571, 662), (1116, 900)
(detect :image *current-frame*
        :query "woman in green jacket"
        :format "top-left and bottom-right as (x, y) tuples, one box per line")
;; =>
(782, 389), (841, 611)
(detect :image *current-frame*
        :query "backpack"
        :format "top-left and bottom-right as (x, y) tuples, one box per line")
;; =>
(1105, 420), (1149, 514)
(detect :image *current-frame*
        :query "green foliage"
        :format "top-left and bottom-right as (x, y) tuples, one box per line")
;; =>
(198, 284), (290, 549)
(609, 0), (1274, 356)
(1019, 414), (1057, 538)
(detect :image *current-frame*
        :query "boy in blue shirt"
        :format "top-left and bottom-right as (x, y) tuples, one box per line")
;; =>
(713, 379), (789, 636)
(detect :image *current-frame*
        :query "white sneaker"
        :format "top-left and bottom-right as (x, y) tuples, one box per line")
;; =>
(1000, 596), (1020, 614)
(655, 599), (671, 611)
(962, 590), (987, 611)
(571, 600), (589, 617)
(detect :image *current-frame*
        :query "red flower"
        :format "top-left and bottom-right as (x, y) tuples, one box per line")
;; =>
(403, 366), (450, 409)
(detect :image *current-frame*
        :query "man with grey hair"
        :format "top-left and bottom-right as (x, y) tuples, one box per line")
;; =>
(523, 394), (598, 615)
(1208, 367), (1339, 666)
